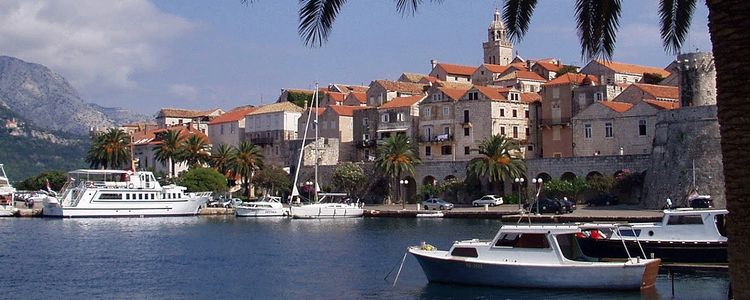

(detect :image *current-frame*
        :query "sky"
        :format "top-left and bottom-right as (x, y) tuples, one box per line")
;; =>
(0, 0), (712, 115)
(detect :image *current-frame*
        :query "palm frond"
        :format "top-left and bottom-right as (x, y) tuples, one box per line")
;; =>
(659, 0), (696, 54)
(395, 0), (442, 16)
(502, 0), (538, 43)
(298, 0), (348, 47)
(574, 0), (622, 60)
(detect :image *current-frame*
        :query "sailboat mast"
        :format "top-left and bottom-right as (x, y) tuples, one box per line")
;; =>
(291, 99), (312, 200)
(314, 83), (320, 204)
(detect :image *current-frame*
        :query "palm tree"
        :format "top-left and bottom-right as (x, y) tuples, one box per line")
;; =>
(290, 1), (750, 295)
(153, 129), (184, 178)
(182, 135), (211, 168)
(85, 128), (131, 169)
(233, 141), (264, 198)
(375, 134), (420, 207)
(467, 134), (526, 195)
(211, 144), (236, 176)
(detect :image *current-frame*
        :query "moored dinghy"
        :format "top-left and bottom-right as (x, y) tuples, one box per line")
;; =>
(409, 224), (660, 290)
(236, 195), (288, 217)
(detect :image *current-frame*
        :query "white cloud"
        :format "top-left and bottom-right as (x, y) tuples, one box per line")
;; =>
(0, 0), (194, 90)
(169, 83), (199, 102)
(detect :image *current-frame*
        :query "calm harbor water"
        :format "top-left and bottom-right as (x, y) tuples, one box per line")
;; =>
(1, 217), (728, 299)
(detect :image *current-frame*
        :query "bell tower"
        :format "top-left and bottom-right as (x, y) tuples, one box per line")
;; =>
(483, 8), (513, 66)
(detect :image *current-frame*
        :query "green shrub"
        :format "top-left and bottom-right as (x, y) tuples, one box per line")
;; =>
(16, 170), (67, 191)
(177, 167), (227, 193)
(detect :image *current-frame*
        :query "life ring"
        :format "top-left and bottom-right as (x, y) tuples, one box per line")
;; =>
(128, 183), (134, 189)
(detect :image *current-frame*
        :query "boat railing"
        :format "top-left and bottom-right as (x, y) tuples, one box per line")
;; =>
(191, 192), (213, 198)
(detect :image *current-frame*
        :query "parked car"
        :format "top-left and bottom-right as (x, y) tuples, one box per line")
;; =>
(557, 197), (576, 213)
(472, 195), (503, 207)
(587, 194), (618, 206)
(422, 198), (454, 210)
(525, 198), (564, 214)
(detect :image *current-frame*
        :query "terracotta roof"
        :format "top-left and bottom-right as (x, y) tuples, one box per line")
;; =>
(508, 62), (529, 71)
(209, 108), (256, 125)
(157, 108), (219, 118)
(132, 125), (210, 146)
(346, 92), (367, 104)
(534, 61), (562, 72)
(599, 101), (634, 113)
(433, 81), (473, 89)
(521, 93), (542, 103)
(418, 76), (440, 84)
(436, 63), (476, 76)
(497, 70), (547, 81)
(373, 80), (426, 94)
(482, 63), (510, 73)
(380, 95), (425, 109)
(544, 73), (600, 86)
(331, 84), (369, 93)
(326, 105), (364, 117)
(474, 86), (513, 101)
(399, 73), (429, 83)
(248, 101), (304, 115)
(327, 92), (346, 102)
(644, 99), (680, 110)
(438, 87), (471, 101)
(633, 83), (679, 100)
(596, 60), (671, 77)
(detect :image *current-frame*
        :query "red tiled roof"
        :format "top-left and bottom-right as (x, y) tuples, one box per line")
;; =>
(436, 63), (477, 76)
(208, 108), (256, 125)
(327, 92), (346, 102)
(475, 86), (513, 101)
(644, 99), (680, 110)
(438, 87), (471, 101)
(544, 73), (600, 86)
(596, 60), (671, 77)
(418, 76), (440, 84)
(380, 95), (425, 109)
(373, 80), (426, 94)
(249, 101), (304, 115)
(157, 108), (219, 118)
(599, 101), (634, 113)
(508, 62), (529, 71)
(534, 61), (562, 72)
(399, 73), (429, 83)
(132, 125), (210, 146)
(346, 92), (367, 104)
(521, 93), (542, 103)
(482, 63), (510, 73)
(633, 83), (679, 100)
(326, 105), (364, 117)
(497, 70), (547, 81)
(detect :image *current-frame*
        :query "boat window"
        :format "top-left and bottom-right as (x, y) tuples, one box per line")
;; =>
(556, 234), (595, 261)
(126, 194), (130, 200)
(450, 247), (479, 258)
(99, 193), (122, 200)
(617, 229), (642, 237)
(715, 214), (728, 237)
(494, 233), (549, 249)
(667, 215), (704, 225)
(138, 194), (143, 200)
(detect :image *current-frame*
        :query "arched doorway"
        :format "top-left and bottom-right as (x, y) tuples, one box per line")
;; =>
(536, 173), (552, 182)
(561, 172), (577, 182)
(444, 175), (457, 181)
(613, 170), (626, 178)
(403, 176), (417, 204)
(586, 171), (604, 181)
(422, 175), (437, 186)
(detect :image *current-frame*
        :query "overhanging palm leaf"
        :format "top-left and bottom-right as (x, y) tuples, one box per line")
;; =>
(86, 128), (131, 169)
(574, 0), (622, 60)
(503, 0), (538, 44)
(298, 0), (348, 47)
(211, 144), (236, 176)
(659, 0), (696, 54)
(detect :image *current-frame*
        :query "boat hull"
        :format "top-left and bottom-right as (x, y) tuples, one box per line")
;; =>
(291, 206), (363, 219)
(0, 206), (17, 217)
(409, 249), (659, 290)
(42, 198), (207, 218)
(578, 238), (727, 263)
(236, 207), (288, 217)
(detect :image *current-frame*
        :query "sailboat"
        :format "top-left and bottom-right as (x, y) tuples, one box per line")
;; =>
(289, 84), (364, 219)
(0, 164), (18, 216)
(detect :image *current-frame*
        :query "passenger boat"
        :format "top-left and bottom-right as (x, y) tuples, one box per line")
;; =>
(0, 164), (18, 217)
(42, 169), (210, 218)
(409, 224), (660, 290)
(290, 193), (364, 219)
(577, 208), (728, 263)
(236, 195), (288, 217)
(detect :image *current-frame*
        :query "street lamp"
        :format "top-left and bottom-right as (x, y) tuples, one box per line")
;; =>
(400, 179), (409, 210)
(531, 178), (544, 215)
(514, 177), (525, 210)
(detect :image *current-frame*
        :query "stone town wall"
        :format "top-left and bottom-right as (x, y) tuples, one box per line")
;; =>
(525, 155), (651, 180)
(642, 105), (725, 208)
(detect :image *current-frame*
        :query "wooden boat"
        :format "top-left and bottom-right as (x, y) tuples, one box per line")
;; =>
(409, 224), (660, 290)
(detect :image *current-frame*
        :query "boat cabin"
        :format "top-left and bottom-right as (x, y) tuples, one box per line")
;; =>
(596, 209), (729, 242)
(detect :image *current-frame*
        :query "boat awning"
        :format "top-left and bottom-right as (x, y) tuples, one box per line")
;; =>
(69, 169), (131, 175)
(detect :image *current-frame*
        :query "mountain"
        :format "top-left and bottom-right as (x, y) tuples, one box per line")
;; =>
(0, 55), (149, 136)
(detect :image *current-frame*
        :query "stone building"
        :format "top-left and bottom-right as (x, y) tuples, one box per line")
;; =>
(492, 69), (547, 92)
(482, 8), (513, 66)
(244, 102), (304, 167)
(376, 95), (425, 141)
(365, 80), (425, 107)
(207, 107), (256, 148)
(352, 107), (379, 161)
(342, 92), (367, 106)
(580, 60), (671, 85)
(155, 108), (224, 134)
(429, 61), (476, 83)
(132, 125), (210, 176)
(613, 83), (679, 104)
(418, 86), (471, 161)
(297, 105), (364, 162)
(471, 63), (512, 86)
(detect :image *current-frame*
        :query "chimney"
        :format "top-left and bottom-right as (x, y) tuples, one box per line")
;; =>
(430, 59), (438, 69)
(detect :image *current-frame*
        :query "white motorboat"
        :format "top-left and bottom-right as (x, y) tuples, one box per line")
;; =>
(291, 193), (364, 219)
(578, 208), (728, 263)
(0, 164), (18, 217)
(42, 169), (210, 218)
(409, 224), (660, 290)
(236, 196), (288, 217)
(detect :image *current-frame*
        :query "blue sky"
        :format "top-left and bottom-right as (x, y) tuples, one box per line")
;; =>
(0, 1), (711, 115)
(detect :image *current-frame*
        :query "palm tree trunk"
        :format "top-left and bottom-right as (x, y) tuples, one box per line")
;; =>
(706, 0), (750, 297)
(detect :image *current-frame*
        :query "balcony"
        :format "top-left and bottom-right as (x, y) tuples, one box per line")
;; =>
(249, 137), (274, 145)
(354, 139), (377, 148)
(540, 117), (571, 127)
(419, 134), (453, 143)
